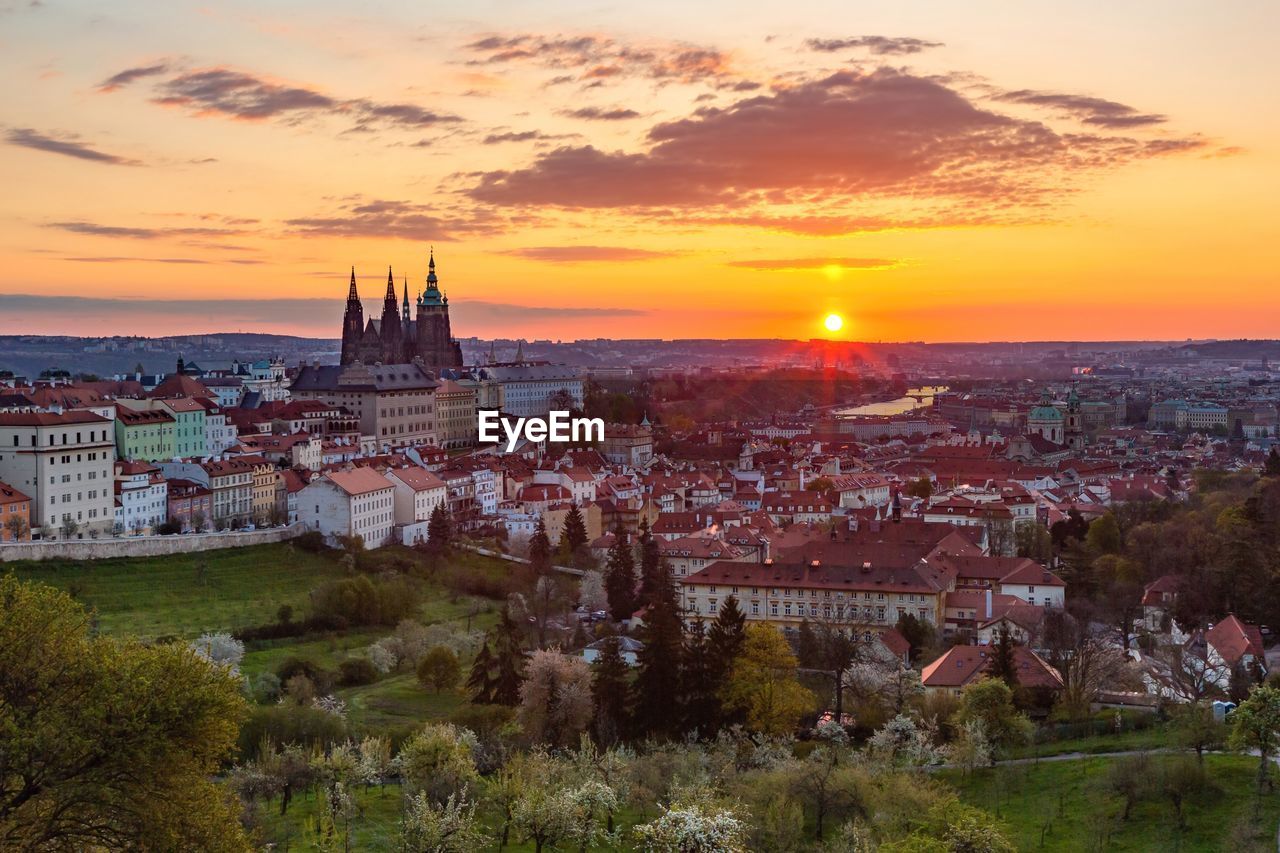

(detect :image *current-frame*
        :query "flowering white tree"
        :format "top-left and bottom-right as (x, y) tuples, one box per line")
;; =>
(579, 571), (608, 612)
(190, 632), (245, 672)
(947, 718), (993, 774)
(633, 800), (747, 852)
(398, 791), (490, 852)
(867, 713), (943, 768)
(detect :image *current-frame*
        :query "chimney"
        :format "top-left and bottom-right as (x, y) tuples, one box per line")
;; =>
(985, 588), (992, 617)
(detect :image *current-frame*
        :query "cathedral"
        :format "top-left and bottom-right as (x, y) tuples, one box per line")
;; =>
(339, 250), (464, 371)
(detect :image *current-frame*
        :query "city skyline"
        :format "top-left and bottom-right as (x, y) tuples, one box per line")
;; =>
(2, 1), (1277, 341)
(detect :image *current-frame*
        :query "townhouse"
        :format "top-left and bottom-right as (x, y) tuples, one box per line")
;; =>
(297, 467), (395, 548)
(0, 410), (116, 537)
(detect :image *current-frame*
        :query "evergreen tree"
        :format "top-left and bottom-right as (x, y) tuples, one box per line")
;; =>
(562, 502), (589, 553)
(426, 502), (453, 559)
(466, 640), (496, 704)
(1266, 447), (1280, 478)
(604, 527), (638, 622)
(681, 619), (719, 736)
(705, 596), (748, 729)
(529, 517), (553, 575)
(490, 606), (525, 706)
(591, 634), (631, 746)
(637, 517), (676, 611)
(631, 596), (685, 739)
(990, 624), (1018, 688)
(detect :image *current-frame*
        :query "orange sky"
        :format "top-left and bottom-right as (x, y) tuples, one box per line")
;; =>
(1, 1), (1277, 341)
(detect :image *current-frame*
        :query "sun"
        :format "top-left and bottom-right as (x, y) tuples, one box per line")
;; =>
(823, 313), (844, 333)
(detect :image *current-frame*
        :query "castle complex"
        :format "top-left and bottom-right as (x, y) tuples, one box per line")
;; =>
(339, 250), (464, 372)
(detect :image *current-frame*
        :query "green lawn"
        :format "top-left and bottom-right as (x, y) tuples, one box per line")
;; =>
(942, 754), (1280, 852)
(1006, 723), (1179, 760)
(341, 673), (469, 732)
(4, 543), (345, 639)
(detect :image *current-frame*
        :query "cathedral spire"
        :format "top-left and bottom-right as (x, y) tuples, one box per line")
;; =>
(347, 266), (358, 300)
(385, 265), (396, 300)
(402, 278), (411, 322)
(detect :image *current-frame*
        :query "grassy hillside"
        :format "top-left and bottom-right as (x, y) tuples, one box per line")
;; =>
(4, 543), (346, 639)
(942, 754), (1280, 852)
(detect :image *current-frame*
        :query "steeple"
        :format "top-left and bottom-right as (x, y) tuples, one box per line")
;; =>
(402, 278), (411, 323)
(347, 266), (359, 300)
(515, 339), (525, 363)
(385, 266), (396, 301)
(340, 266), (366, 366)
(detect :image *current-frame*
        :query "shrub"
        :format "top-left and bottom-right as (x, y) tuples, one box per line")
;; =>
(337, 657), (380, 687)
(293, 530), (331, 553)
(275, 657), (335, 695)
(237, 704), (347, 759)
(417, 646), (462, 693)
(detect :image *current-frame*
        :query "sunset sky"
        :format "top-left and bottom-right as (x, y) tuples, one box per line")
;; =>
(1, 0), (1277, 341)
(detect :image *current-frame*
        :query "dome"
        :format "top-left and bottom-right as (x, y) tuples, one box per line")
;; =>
(1029, 404), (1063, 422)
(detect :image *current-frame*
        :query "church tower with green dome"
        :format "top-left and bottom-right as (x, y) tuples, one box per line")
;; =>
(1028, 389), (1065, 445)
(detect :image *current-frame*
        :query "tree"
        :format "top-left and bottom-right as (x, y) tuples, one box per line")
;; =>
(579, 570), (608, 613)
(1108, 754), (1150, 820)
(792, 723), (864, 841)
(1229, 683), (1280, 794)
(591, 634), (631, 745)
(529, 517), (553, 575)
(426, 502), (453, 560)
(59, 515), (79, 540)
(954, 678), (1032, 753)
(631, 595), (685, 739)
(1265, 447), (1280, 478)
(0, 575), (250, 851)
(1086, 512), (1123, 555)
(562, 502), (589, 553)
(988, 625), (1018, 688)
(1041, 608), (1130, 720)
(466, 640), (496, 704)
(1175, 701), (1224, 766)
(399, 791), (491, 852)
(4, 512), (29, 542)
(604, 527), (638, 621)
(637, 517), (675, 611)
(633, 799), (747, 852)
(490, 606), (525, 706)
(797, 615), (879, 727)
(681, 619), (719, 736)
(705, 595), (747, 729)
(518, 650), (594, 747)
(528, 574), (567, 649)
(904, 476), (933, 500)
(722, 624), (815, 736)
(397, 723), (480, 806)
(894, 612), (935, 664)
(418, 645), (462, 692)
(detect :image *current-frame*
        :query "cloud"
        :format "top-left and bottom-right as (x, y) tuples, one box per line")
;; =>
(101, 64), (462, 132)
(462, 32), (737, 86)
(995, 89), (1165, 127)
(5, 127), (141, 165)
(0, 294), (645, 330)
(560, 106), (640, 121)
(501, 246), (675, 262)
(482, 130), (575, 144)
(283, 198), (504, 241)
(97, 62), (170, 93)
(725, 257), (898, 271)
(468, 69), (1203, 214)
(805, 36), (943, 55)
(61, 256), (263, 264)
(46, 220), (246, 239)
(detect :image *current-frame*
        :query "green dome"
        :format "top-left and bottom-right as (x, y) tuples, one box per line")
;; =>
(1029, 404), (1063, 422)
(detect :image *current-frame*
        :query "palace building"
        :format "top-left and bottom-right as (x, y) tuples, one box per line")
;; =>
(340, 250), (464, 372)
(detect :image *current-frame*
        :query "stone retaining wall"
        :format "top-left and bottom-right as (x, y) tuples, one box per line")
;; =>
(0, 525), (303, 562)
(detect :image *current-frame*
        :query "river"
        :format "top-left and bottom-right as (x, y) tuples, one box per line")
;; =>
(836, 386), (949, 417)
